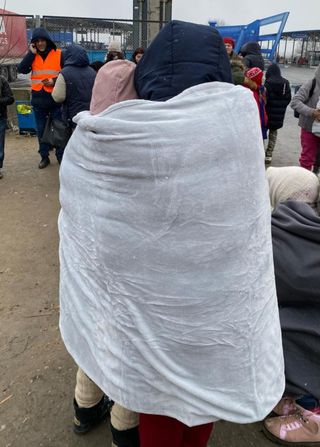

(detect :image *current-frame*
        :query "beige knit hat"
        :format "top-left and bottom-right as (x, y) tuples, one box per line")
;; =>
(266, 166), (320, 210)
(90, 60), (138, 115)
(108, 40), (121, 52)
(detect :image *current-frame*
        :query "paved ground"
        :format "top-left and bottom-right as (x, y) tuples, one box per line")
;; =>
(0, 67), (312, 446)
(281, 65), (317, 86)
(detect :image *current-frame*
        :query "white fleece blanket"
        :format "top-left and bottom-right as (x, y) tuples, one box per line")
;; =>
(59, 82), (284, 426)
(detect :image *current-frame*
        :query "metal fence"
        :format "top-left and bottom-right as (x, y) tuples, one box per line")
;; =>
(34, 16), (168, 62)
(0, 11), (168, 81)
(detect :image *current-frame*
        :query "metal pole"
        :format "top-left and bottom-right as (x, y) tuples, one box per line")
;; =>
(133, 0), (140, 48)
(165, 0), (172, 21)
(159, 0), (164, 30)
(300, 38), (305, 60)
(141, 0), (148, 48)
(305, 37), (309, 62)
(292, 38), (296, 63)
(35, 15), (41, 28)
(284, 37), (288, 61)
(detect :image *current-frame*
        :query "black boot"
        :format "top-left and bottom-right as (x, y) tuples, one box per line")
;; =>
(111, 424), (140, 447)
(73, 396), (112, 435)
(38, 157), (50, 169)
(265, 150), (272, 167)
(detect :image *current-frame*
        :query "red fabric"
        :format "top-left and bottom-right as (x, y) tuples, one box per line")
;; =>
(139, 414), (214, 447)
(223, 37), (235, 48)
(300, 128), (320, 170)
(0, 9), (27, 58)
(243, 80), (268, 136)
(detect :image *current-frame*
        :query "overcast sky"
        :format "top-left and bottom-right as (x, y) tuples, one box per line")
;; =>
(4, 0), (320, 31)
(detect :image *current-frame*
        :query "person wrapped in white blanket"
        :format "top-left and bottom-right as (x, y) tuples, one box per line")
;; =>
(59, 20), (285, 447)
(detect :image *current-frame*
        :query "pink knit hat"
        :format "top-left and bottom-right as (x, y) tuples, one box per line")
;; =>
(90, 60), (138, 115)
(245, 67), (263, 84)
(246, 67), (262, 79)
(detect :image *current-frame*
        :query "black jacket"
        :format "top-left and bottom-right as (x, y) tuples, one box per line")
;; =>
(240, 42), (265, 71)
(60, 45), (96, 122)
(265, 64), (291, 130)
(135, 20), (232, 101)
(0, 76), (14, 119)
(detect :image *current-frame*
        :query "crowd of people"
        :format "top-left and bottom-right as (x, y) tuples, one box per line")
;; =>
(2, 19), (320, 447)
(223, 36), (292, 165)
(14, 29), (144, 171)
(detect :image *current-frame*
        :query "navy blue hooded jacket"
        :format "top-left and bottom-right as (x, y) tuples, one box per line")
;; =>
(18, 28), (57, 73)
(18, 28), (60, 108)
(135, 20), (232, 101)
(59, 45), (96, 123)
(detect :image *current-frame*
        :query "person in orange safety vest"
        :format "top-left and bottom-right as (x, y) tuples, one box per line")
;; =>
(18, 28), (63, 169)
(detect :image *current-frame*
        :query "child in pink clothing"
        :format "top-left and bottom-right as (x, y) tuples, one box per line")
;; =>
(244, 67), (268, 142)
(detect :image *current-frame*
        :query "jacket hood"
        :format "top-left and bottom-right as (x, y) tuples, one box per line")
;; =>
(62, 45), (89, 68)
(240, 41), (262, 57)
(135, 20), (232, 101)
(90, 60), (138, 115)
(266, 63), (281, 79)
(31, 27), (56, 50)
(230, 58), (245, 72)
(272, 200), (320, 244)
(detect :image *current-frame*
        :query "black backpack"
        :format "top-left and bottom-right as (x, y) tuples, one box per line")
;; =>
(294, 78), (316, 118)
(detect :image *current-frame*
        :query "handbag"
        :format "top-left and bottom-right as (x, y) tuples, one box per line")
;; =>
(312, 120), (320, 137)
(41, 115), (72, 149)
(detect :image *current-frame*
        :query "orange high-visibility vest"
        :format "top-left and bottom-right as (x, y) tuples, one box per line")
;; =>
(31, 49), (61, 93)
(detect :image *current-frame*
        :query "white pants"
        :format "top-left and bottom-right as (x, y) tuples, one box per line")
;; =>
(75, 367), (139, 430)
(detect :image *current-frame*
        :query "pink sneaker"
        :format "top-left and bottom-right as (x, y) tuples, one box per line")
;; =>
(263, 412), (320, 445)
(273, 397), (302, 417)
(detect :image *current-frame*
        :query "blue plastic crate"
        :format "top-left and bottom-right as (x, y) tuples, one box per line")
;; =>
(16, 100), (37, 134)
(87, 50), (107, 63)
(87, 49), (134, 63)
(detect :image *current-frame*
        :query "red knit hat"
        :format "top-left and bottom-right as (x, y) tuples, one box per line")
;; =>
(223, 37), (235, 48)
(245, 67), (263, 84)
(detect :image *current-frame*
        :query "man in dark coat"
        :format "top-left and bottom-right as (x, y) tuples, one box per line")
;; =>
(135, 20), (232, 101)
(0, 75), (14, 179)
(264, 63), (291, 165)
(52, 45), (96, 128)
(240, 41), (265, 71)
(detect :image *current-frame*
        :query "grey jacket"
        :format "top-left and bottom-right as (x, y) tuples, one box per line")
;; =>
(272, 200), (320, 398)
(290, 64), (320, 132)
